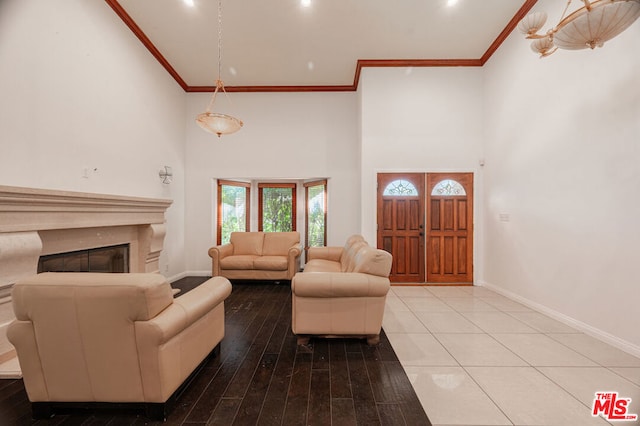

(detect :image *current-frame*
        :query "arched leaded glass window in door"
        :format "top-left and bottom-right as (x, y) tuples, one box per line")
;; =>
(431, 179), (466, 196)
(383, 179), (418, 196)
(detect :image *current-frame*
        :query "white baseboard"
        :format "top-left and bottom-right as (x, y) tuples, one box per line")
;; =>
(477, 280), (640, 359)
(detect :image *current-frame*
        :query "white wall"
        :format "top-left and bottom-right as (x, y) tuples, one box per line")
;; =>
(0, 0), (187, 278)
(359, 67), (485, 272)
(184, 91), (360, 273)
(482, 0), (640, 351)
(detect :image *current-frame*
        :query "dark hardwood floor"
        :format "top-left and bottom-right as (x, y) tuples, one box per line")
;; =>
(0, 277), (431, 426)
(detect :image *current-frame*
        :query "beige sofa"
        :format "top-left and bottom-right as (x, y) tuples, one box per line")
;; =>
(208, 231), (302, 281)
(7, 272), (232, 420)
(291, 235), (392, 345)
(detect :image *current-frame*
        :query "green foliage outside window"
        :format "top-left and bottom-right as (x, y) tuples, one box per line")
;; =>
(307, 184), (325, 247)
(262, 187), (293, 232)
(221, 185), (246, 244)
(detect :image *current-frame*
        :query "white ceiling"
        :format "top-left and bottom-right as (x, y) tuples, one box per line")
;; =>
(111, 0), (535, 91)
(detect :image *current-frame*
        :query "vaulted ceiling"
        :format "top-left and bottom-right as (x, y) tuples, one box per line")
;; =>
(106, 0), (537, 92)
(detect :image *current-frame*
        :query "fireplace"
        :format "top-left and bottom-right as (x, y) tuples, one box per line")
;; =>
(0, 185), (172, 376)
(38, 244), (130, 273)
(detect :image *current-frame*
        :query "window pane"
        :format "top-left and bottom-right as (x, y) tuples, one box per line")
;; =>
(262, 187), (293, 232)
(221, 185), (247, 244)
(307, 184), (325, 247)
(383, 179), (418, 196)
(431, 179), (466, 196)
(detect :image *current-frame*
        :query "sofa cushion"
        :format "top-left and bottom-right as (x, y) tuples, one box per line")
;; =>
(230, 232), (265, 255)
(253, 256), (288, 271)
(307, 246), (342, 262)
(341, 241), (368, 272)
(352, 246), (393, 277)
(303, 259), (342, 273)
(262, 232), (299, 256)
(220, 255), (258, 270)
(339, 235), (365, 265)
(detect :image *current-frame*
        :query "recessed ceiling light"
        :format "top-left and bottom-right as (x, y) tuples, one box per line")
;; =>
(447, 0), (458, 6)
(183, 0), (195, 7)
(301, 0), (311, 8)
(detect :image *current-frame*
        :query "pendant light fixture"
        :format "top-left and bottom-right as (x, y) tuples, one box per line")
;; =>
(196, 0), (243, 137)
(518, 0), (640, 57)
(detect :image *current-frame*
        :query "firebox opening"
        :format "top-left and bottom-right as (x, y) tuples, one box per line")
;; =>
(38, 244), (130, 273)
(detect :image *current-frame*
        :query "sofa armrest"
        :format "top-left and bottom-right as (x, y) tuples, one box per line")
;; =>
(6, 321), (49, 401)
(173, 276), (232, 322)
(287, 244), (302, 277)
(289, 244), (302, 258)
(208, 244), (233, 276)
(307, 246), (343, 262)
(292, 272), (389, 298)
(136, 277), (232, 346)
(135, 277), (231, 402)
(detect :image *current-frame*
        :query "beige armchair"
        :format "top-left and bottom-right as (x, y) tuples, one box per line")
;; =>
(7, 272), (232, 420)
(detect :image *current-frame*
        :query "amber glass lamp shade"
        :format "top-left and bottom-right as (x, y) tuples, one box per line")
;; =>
(518, 0), (640, 57)
(196, 112), (243, 137)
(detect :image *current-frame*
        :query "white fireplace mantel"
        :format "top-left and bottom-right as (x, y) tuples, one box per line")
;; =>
(0, 185), (172, 233)
(0, 185), (173, 288)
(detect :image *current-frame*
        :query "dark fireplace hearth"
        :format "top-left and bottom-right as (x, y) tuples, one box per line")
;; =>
(38, 244), (130, 273)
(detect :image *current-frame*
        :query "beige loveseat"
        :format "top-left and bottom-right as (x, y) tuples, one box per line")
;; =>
(7, 272), (232, 420)
(208, 231), (302, 281)
(291, 235), (392, 345)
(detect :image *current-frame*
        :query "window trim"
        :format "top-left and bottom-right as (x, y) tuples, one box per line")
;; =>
(258, 183), (297, 232)
(217, 179), (251, 245)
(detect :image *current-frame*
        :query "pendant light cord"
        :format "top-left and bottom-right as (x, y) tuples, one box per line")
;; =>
(217, 0), (223, 82)
(205, 0), (237, 114)
(205, 0), (224, 112)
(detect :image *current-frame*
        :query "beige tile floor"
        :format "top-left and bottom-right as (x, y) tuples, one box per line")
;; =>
(384, 285), (640, 426)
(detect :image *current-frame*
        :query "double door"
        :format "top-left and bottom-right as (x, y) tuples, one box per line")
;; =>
(377, 172), (473, 284)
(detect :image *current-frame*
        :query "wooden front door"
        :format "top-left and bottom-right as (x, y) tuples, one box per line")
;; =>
(377, 173), (425, 282)
(426, 173), (473, 283)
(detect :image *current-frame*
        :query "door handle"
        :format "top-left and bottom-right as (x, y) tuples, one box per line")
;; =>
(419, 232), (424, 236)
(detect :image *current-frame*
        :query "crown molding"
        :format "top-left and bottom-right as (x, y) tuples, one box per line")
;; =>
(105, 0), (189, 91)
(105, 0), (538, 93)
(481, 0), (538, 64)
